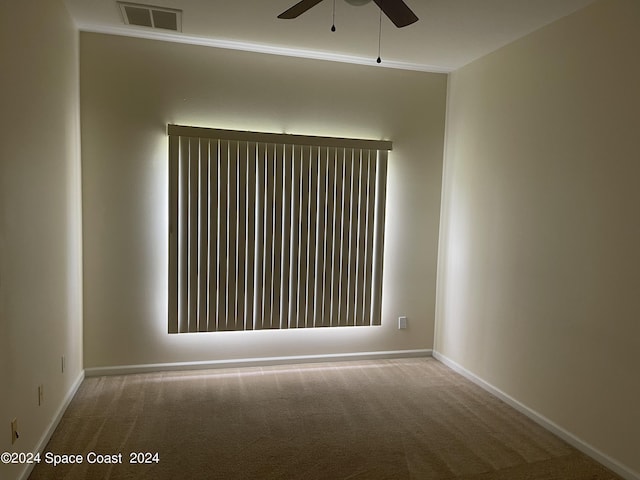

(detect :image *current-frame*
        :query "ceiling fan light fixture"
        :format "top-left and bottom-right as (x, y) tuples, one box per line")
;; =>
(344, 0), (372, 6)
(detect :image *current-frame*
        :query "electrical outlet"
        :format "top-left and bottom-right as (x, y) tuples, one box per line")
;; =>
(38, 384), (44, 406)
(11, 418), (18, 444)
(398, 316), (408, 329)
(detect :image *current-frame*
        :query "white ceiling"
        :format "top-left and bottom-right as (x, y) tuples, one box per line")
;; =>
(64, 0), (597, 72)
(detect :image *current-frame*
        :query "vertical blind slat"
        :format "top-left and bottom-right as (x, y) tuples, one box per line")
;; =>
(306, 147), (319, 328)
(178, 137), (189, 333)
(217, 140), (229, 330)
(207, 140), (219, 331)
(362, 150), (376, 327)
(354, 150), (368, 326)
(236, 142), (248, 331)
(288, 146), (302, 328)
(227, 141), (238, 331)
(346, 149), (360, 326)
(188, 138), (200, 333)
(362, 152), (376, 325)
(297, 146), (310, 328)
(262, 144), (275, 329)
(280, 145), (293, 329)
(315, 147), (329, 327)
(254, 143), (266, 329)
(272, 144), (284, 329)
(331, 148), (344, 327)
(245, 142), (257, 330)
(371, 150), (387, 326)
(322, 148), (336, 328)
(338, 149), (353, 326)
(197, 139), (209, 332)
(168, 135), (179, 333)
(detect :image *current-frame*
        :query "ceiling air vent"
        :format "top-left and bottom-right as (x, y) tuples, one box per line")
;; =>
(118, 2), (182, 32)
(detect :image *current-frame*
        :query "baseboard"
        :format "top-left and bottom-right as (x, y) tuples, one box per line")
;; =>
(18, 370), (85, 480)
(432, 351), (639, 480)
(85, 349), (433, 376)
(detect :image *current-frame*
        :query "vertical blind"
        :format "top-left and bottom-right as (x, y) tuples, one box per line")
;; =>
(168, 125), (391, 333)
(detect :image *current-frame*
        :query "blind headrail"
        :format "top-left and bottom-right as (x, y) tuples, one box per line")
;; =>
(167, 124), (392, 151)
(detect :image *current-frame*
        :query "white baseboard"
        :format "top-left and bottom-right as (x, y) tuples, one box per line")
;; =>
(432, 351), (639, 480)
(85, 349), (433, 376)
(18, 370), (85, 480)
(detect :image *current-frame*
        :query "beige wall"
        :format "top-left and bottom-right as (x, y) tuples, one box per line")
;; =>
(437, 0), (640, 475)
(80, 33), (447, 369)
(0, 1), (83, 479)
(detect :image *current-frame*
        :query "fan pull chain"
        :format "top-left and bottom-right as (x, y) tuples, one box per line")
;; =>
(376, 9), (382, 63)
(331, 0), (336, 31)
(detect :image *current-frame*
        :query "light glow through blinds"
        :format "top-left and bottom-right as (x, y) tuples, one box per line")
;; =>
(168, 125), (390, 333)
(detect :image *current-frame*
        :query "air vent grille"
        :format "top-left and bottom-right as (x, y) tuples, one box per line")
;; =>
(118, 2), (182, 32)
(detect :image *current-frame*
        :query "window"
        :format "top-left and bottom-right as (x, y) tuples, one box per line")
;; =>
(168, 125), (391, 333)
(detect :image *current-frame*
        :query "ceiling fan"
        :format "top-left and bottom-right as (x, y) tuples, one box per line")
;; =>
(278, 0), (418, 28)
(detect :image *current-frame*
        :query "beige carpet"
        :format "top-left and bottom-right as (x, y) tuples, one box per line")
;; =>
(29, 358), (621, 479)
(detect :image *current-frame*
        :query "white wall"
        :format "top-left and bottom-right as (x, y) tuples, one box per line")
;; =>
(80, 33), (447, 369)
(437, 0), (640, 476)
(0, 1), (83, 479)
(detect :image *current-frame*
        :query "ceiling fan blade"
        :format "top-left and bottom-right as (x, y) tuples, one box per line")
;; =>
(278, 0), (326, 19)
(372, 0), (418, 28)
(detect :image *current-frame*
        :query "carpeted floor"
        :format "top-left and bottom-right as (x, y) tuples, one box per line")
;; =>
(29, 358), (621, 479)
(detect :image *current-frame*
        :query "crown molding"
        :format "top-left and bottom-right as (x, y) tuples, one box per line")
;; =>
(76, 22), (452, 74)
